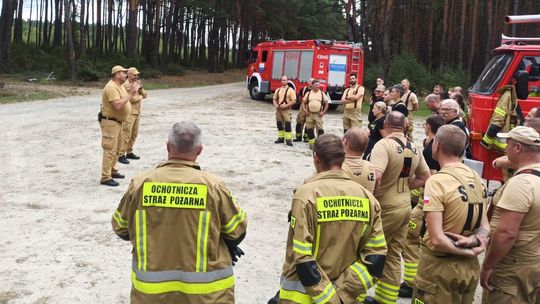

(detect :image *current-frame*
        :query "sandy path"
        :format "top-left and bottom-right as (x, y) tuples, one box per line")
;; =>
(0, 82), (473, 303)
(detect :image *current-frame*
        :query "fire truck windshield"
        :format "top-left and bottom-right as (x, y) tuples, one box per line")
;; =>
(471, 53), (513, 95)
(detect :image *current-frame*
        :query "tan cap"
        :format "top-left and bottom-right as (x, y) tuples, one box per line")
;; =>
(111, 65), (128, 75)
(375, 85), (386, 92)
(128, 67), (140, 75)
(498, 126), (540, 146)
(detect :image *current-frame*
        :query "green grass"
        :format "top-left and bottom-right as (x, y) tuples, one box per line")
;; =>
(143, 83), (171, 90)
(0, 91), (58, 104)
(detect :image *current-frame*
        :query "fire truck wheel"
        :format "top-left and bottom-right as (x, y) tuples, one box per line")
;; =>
(249, 81), (266, 100)
(328, 104), (339, 111)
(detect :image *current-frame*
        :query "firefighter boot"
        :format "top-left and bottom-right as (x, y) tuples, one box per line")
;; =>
(293, 123), (303, 142)
(306, 128), (315, 150)
(275, 121), (285, 143)
(398, 282), (413, 298)
(284, 122), (293, 146)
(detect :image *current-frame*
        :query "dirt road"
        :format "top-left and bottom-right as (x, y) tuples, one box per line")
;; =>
(0, 82), (473, 303)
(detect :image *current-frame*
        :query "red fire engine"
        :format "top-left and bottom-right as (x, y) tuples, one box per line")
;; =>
(468, 14), (540, 181)
(246, 39), (364, 110)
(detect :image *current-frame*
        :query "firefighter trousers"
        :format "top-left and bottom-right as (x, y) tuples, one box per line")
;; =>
(402, 202), (424, 288)
(373, 206), (411, 304)
(482, 254), (540, 304)
(412, 247), (479, 304)
(343, 108), (362, 131)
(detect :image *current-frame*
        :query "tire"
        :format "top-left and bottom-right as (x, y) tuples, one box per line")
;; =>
(328, 104), (339, 111)
(249, 81), (265, 100)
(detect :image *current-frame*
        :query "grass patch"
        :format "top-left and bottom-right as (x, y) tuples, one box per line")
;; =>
(142, 83), (171, 90)
(0, 90), (59, 104)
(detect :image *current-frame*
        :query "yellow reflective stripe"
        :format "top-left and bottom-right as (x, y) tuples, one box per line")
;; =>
(411, 189), (421, 197)
(357, 293), (366, 302)
(403, 262), (418, 282)
(494, 107), (506, 116)
(313, 224), (321, 258)
(221, 209), (246, 234)
(404, 262), (418, 270)
(312, 282), (336, 304)
(278, 130), (285, 138)
(309, 138), (316, 145)
(131, 270), (234, 295)
(285, 132), (293, 140)
(350, 262), (374, 291)
(408, 220), (417, 230)
(374, 281), (399, 304)
(493, 141), (507, 149)
(279, 288), (312, 304)
(196, 212), (211, 272)
(482, 135), (495, 144)
(135, 210), (147, 271)
(365, 234), (386, 248)
(293, 239), (313, 255)
(113, 210), (128, 228)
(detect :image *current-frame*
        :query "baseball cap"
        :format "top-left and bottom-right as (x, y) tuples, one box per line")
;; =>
(128, 67), (140, 75)
(375, 85), (386, 92)
(111, 65), (128, 75)
(498, 126), (540, 146)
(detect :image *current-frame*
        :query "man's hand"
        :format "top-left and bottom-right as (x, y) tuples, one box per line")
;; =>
(445, 232), (478, 248)
(480, 267), (494, 291)
(228, 245), (245, 266)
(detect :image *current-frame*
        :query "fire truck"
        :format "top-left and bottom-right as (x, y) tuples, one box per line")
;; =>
(468, 14), (540, 181)
(245, 39), (364, 110)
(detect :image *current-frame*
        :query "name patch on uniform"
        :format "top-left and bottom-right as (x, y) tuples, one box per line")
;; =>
(316, 196), (370, 223)
(142, 182), (207, 209)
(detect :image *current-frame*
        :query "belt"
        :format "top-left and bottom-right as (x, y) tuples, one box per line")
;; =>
(102, 115), (120, 123)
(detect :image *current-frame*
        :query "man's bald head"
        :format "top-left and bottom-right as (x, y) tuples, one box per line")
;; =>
(525, 118), (540, 134)
(384, 111), (407, 130)
(343, 127), (369, 155)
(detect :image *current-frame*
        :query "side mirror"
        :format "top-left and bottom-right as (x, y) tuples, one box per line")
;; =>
(516, 70), (529, 100)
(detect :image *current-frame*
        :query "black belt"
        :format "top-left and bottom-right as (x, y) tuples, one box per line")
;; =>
(102, 115), (120, 123)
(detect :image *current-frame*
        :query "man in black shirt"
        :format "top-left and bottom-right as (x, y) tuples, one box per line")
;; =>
(368, 84), (386, 124)
(439, 99), (470, 157)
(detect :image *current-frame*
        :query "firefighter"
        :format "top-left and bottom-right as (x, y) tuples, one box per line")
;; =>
(398, 114), (445, 298)
(425, 94), (441, 114)
(480, 85), (519, 153)
(481, 126), (540, 304)
(275, 134), (387, 304)
(112, 121), (247, 303)
(302, 79), (329, 148)
(401, 79), (418, 141)
(341, 74), (365, 133)
(388, 85), (408, 117)
(273, 75), (297, 146)
(342, 127), (376, 193)
(412, 124), (489, 304)
(294, 78), (314, 142)
(365, 111), (431, 304)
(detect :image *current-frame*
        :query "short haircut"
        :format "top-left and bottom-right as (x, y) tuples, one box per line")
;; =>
(312, 79), (320, 84)
(435, 125), (467, 157)
(525, 118), (540, 134)
(425, 94), (439, 103)
(373, 101), (388, 115)
(426, 114), (445, 134)
(313, 134), (345, 168)
(350, 73), (357, 78)
(441, 99), (460, 112)
(384, 111), (406, 129)
(439, 91), (450, 100)
(168, 121), (202, 153)
(392, 85), (404, 97)
(343, 128), (368, 154)
(452, 93), (465, 111)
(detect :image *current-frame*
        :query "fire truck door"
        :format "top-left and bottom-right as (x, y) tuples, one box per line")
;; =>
(328, 54), (347, 86)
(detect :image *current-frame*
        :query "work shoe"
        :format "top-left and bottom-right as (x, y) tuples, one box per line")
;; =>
(286, 140), (293, 146)
(126, 152), (140, 160)
(267, 291), (280, 304)
(118, 155), (130, 164)
(101, 179), (119, 187)
(112, 172), (125, 179)
(398, 282), (413, 298)
(274, 138), (285, 144)
(303, 135), (309, 142)
(293, 137), (303, 142)
(364, 296), (380, 304)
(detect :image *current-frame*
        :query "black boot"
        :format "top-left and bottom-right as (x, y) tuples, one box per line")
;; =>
(267, 291), (280, 304)
(118, 155), (130, 164)
(364, 296), (380, 304)
(398, 282), (413, 298)
(286, 139), (293, 146)
(274, 138), (285, 144)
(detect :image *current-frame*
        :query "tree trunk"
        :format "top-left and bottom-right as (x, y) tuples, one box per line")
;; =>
(64, 0), (76, 80)
(485, 0), (493, 65)
(53, 0), (62, 47)
(0, 0), (16, 72)
(382, 0), (394, 77)
(96, 0), (102, 55)
(13, 0), (23, 43)
(467, 0), (478, 73)
(80, 0), (87, 56)
(127, 0), (139, 61)
(26, 0), (33, 43)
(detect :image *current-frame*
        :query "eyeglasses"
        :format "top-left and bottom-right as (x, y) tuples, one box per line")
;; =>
(438, 108), (456, 112)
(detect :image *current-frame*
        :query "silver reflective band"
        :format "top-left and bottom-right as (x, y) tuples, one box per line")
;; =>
(280, 276), (307, 293)
(132, 260), (233, 283)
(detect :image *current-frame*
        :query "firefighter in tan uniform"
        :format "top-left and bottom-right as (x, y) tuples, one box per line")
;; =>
(303, 79), (329, 148)
(481, 126), (540, 304)
(118, 67), (147, 164)
(365, 111), (431, 304)
(273, 134), (387, 304)
(342, 127), (376, 193)
(294, 78), (314, 142)
(400, 79), (418, 141)
(341, 74), (365, 133)
(274, 75), (297, 146)
(412, 125), (490, 304)
(99, 65), (139, 187)
(398, 114), (445, 298)
(112, 121), (247, 303)
(480, 85), (519, 153)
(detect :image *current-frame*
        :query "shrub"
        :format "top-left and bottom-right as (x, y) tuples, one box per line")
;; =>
(77, 60), (101, 81)
(387, 52), (433, 94)
(164, 63), (186, 76)
(438, 67), (470, 94)
(142, 68), (162, 79)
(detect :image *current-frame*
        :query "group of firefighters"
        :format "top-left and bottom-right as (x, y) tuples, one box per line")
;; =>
(104, 64), (539, 304)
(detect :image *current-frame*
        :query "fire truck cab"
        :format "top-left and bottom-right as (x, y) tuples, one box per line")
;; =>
(468, 14), (540, 181)
(246, 40), (364, 110)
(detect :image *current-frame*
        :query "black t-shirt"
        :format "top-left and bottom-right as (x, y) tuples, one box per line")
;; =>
(449, 117), (472, 158)
(368, 96), (384, 124)
(363, 116), (385, 160)
(392, 101), (409, 117)
(423, 138), (440, 171)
